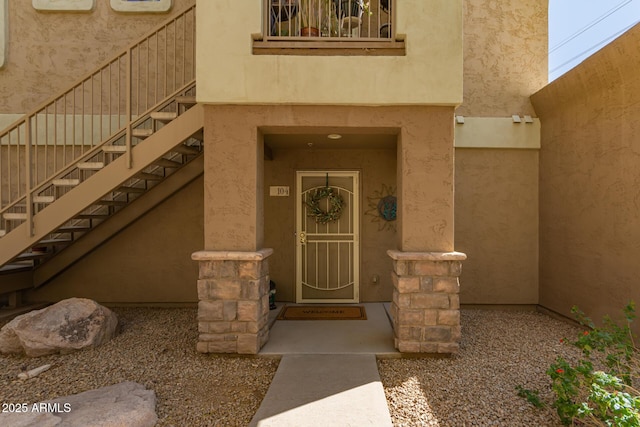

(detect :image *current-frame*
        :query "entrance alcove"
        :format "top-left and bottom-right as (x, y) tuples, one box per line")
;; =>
(263, 132), (398, 304)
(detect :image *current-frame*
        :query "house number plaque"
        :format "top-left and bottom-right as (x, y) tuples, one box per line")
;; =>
(269, 186), (290, 197)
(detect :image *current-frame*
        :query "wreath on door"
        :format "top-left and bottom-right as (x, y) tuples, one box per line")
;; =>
(306, 187), (344, 224)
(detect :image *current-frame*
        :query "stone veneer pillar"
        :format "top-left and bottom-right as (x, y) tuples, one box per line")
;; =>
(387, 250), (467, 354)
(191, 249), (273, 354)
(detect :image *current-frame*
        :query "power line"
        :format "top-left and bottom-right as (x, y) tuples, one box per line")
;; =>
(550, 0), (633, 53)
(550, 20), (639, 74)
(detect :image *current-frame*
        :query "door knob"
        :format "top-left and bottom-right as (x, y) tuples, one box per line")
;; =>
(299, 232), (306, 244)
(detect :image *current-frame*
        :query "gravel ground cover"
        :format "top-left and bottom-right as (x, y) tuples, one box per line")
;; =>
(0, 308), (279, 426)
(379, 309), (585, 426)
(1, 307), (584, 426)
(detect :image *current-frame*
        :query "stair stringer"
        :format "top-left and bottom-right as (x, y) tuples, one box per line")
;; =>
(32, 155), (204, 288)
(0, 103), (204, 267)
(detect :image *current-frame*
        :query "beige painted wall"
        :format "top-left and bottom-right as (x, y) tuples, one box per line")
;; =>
(24, 177), (203, 304)
(195, 0), (463, 106)
(201, 103), (454, 302)
(0, 0), (195, 114)
(265, 147), (396, 302)
(456, 0), (547, 117)
(455, 148), (539, 304)
(531, 24), (640, 328)
(449, 0), (546, 305)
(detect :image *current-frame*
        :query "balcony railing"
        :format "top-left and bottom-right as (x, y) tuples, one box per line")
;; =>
(265, 0), (393, 40)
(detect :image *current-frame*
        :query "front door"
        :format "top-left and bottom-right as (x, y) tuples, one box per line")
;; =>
(296, 171), (360, 303)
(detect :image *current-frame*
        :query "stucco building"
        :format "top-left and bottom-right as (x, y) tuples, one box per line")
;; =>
(0, 0), (638, 353)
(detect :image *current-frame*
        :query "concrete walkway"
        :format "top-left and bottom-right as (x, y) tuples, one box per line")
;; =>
(250, 303), (396, 426)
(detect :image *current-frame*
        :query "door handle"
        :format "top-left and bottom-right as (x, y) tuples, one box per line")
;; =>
(299, 232), (306, 244)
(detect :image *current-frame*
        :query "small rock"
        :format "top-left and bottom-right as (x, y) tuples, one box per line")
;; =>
(18, 364), (52, 380)
(0, 298), (118, 357)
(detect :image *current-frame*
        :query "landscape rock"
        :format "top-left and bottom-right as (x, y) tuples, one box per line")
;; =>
(0, 298), (118, 357)
(0, 381), (157, 427)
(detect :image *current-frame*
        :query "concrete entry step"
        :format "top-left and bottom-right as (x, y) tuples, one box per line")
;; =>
(249, 354), (392, 427)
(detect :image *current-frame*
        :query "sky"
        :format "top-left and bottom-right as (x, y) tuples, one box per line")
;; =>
(548, 0), (640, 81)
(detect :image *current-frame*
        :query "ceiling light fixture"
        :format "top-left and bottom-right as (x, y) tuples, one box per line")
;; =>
(327, 134), (342, 140)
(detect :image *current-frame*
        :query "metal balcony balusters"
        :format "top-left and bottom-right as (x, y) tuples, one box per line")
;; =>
(266, 0), (393, 40)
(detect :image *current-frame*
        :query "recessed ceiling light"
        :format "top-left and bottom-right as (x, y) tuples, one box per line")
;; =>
(327, 134), (342, 140)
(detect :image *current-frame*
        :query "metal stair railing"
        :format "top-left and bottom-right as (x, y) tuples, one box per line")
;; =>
(0, 5), (196, 238)
(0, 88), (203, 269)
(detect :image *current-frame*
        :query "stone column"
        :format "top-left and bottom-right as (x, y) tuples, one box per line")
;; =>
(192, 249), (272, 354)
(388, 250), (466, 354)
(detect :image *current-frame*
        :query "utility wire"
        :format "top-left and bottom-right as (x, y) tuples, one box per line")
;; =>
(550, 0), (633, 53)
(550, 20), (639, 74)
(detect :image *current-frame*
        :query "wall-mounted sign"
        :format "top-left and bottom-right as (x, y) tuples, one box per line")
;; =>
(270, 186), (290, 197)
(110, 0), (172, 13)
(32, 0), (95, 11)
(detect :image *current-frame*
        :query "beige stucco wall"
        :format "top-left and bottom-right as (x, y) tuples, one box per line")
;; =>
(531, 24), (640, 327)
(265, 147), (396, 302)
(24, 176), (203, 304)
(450, 0), (546, 305)
(195, 0), (463, 106)
(0, 0), (195, 114)
(203, 104), (455, 301)
(456, 0), (547, 117)
(455, 148), (539, 304)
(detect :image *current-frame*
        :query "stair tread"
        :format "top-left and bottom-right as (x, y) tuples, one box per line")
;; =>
(172, 144), (200, 155)
(78, 162), (105, 170)
(57, 225), (91, 233)
(53, 179), (80, 186)
(103, 145), (127, 153)
(3, 213), (27, 220)
(176, 96), (196, 104)
(132, 128), (154, 138)
(94, 199), (128, 206)
(33, 195), (55, 203)
(154, 158), (183, 168)
(15, 252), (49, 261)
(75, 213), (110, 219)
(117, 186), (145, 194)
(136, 172), (164, 181)
(0, 263), (33, 274)
(37, 238), (72, 245)
(150, 111), (178, 122)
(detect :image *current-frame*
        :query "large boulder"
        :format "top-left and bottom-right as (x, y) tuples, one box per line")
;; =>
(0, 298), (118, 357)
(0, 381), (157, 427)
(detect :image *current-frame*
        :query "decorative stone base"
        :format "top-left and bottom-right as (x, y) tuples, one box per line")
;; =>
(192, 249), (273, 354)
(387, 250), (466, 354)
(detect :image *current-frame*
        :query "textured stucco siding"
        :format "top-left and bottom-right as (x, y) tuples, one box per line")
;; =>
(531, 23), (640, 329)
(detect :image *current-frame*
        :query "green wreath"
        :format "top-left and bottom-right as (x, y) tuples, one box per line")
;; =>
(306, 187), (344, 224)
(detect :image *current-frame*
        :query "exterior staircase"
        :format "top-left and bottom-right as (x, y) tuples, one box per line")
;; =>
(0, 6), (200, 309)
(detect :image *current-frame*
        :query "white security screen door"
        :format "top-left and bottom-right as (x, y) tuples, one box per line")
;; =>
(296, 171), (360, 303)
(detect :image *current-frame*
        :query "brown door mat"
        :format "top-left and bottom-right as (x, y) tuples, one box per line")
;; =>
(277, 305), (367, 320)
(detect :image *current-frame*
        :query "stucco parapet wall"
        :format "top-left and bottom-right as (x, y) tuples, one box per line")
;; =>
(192, 249), (274, 262)
(454, 117), (540, 149)
(387, 250), (467, 262)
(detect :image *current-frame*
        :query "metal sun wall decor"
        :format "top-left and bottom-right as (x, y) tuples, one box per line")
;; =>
(364, 184), (397, 232)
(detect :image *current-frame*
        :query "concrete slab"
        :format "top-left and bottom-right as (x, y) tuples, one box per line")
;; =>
(260, 303), (398, 356)
(249, 354), (393, 427)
